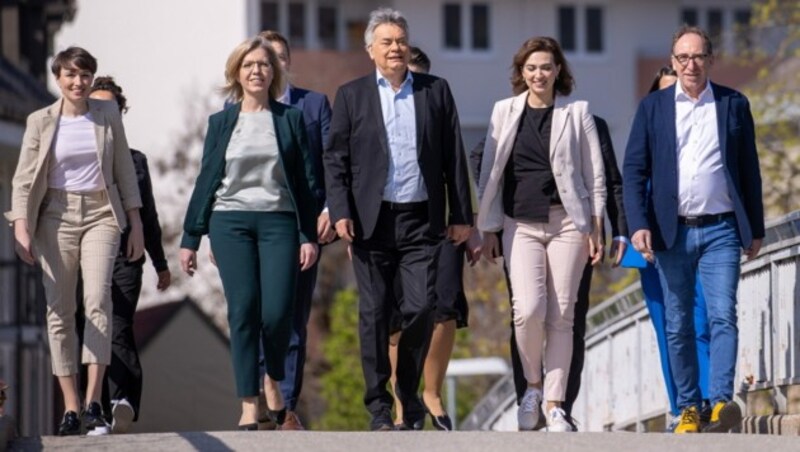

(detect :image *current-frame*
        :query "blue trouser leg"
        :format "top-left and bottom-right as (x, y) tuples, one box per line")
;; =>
(640, 264), (679, 415)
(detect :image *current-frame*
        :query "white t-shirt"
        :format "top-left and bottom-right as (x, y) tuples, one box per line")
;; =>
(48, 113), (103, 192)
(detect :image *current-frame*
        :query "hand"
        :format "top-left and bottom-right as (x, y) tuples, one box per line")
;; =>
(744, 238), (762, 261)
(335, 219), (355, 243)
(13, 219), (35, 265)
(588, 230), (605, 266)
(156, 269), (172, 291)
(126, 210), (145, 262)
(180, 248), (198, 277)
(299, 243), (319, 271)
(209, 249), (217, 267)
(447, 225), (471, 245)
(631, 229), (655, 263)
(346, 244), (353, 261)
(609, 238), (627, 268)
(317, 211), (337, 244)
(481, 232), (501, 264)
(465, 227), (483, 266)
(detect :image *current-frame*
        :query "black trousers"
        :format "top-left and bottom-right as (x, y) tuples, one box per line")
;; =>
(351, 203), (439, 424)
(509, 260), (592, 417)
(77, 255), (144, 421)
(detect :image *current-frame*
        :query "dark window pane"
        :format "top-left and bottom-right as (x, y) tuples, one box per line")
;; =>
(289, 2), (306, 47)
(734, 9), (752, 52)
(558, 6), (576, 52)
(471, 4), (489, 50)
(444, 4), (461, 49)
(261, 1), (279, 31)
(318, 6), (337, 49)
(707, 8), (723, 52)
(586, 6), (603, 53)
(681, 8), (698, 26)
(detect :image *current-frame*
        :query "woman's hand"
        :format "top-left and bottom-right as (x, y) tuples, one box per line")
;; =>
(180, 248), (198, 276)
(126, 209), (145, 262)
(299, 243), (319, 271)
(465, 227), (483, 266)
(13, 219), (35, 265)
(481, 232), (501, 264)
(588, 216), (605, 266)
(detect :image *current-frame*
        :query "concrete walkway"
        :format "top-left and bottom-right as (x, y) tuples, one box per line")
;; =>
(9, 431), (799, 452)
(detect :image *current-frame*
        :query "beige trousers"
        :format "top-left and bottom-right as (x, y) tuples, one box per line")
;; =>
(503, 206), (588, 402)
(35, 189), (120, 376)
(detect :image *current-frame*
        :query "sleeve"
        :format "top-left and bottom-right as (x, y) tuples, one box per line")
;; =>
(322, 87), (353, 224)
(738, 97), (765, 240)
(292, 111), (319, 244)
(579, 104), (606, 219)
(595, 117), (627, 237)
(134, 152), (168, 272)
(5, 113), (41, 223)
(622, 101), (653, 236)
(180, 116), (219, 250)
(439, 79), (473, 227)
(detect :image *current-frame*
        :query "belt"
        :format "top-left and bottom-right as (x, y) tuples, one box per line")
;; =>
(678, 212), (734, 227)
(382, 201), (428, 212)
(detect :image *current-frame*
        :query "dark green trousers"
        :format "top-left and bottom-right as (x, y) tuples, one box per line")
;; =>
(209, 211), (298, 397)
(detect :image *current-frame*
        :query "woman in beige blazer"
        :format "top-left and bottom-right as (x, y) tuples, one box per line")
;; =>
(4, 47), (143, 436)
(477, 37), (605, 432)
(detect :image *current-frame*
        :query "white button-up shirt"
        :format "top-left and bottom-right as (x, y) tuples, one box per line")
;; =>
(376, 70), (427, 203)
(675, 81), (733, 216)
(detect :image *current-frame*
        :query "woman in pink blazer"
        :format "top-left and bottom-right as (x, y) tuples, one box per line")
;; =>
(477, 36), (605, 432)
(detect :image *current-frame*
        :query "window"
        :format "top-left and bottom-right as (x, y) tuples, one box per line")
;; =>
(471, 4), (489, 50)
(707, 9), (723, 52)
(733, 9), (752, 52)
(681, 8), (698, 26)
(444, 4), (462, 49)
(585, 6), (603, 53)
(288, 2), (306, 47)
(318, 6), (337, 50)
(558, 6), (576, 52)
(261, 1), (279, 31)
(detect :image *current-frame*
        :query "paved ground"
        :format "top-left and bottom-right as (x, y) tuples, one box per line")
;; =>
(8, 431), (799, 452)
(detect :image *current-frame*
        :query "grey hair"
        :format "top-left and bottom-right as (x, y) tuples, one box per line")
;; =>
(363, 7), (409, 48)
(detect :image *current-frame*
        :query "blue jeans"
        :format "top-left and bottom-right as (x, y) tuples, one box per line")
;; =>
(655, 216), (741, 409)
(640, 264), (710, 415)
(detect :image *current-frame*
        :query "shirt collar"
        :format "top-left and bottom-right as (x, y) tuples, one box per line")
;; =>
(277, 83), (292, 105)
(675, 79), (713, 103)
(376, 69), (413, 89)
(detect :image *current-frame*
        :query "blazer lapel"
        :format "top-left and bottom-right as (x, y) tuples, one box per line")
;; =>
(660, 86), (677, 170)
(37, 99), (61, 169)
(495, 92), (527, 165)
(270, 99), (289, 156)
(218, 103), (240, 154)
(713, 83), (729, 165)
(413, 76), (426, 158)
(367, 80), (391, 158)
(549, 96), (570, 159)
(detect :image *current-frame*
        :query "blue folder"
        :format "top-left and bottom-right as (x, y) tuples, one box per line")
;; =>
(620, 244), (649, 269)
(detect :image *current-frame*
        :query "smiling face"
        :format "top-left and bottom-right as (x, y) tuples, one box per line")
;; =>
(671, 32), (713, 97)
(367, 23), (409, 79)
(56, 63), (94, 104)
(521, 51), (560, 101)
(238, 47), (274, 101)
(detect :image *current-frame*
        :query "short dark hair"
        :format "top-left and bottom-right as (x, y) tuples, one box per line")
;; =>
(510, 37), (574, 96)
(409, 46), (431, 73)
(259, 30), (291, 60)
(672, 25), (713, 56)
(91, 76), (128, 113)
(51, 46), (97, 77)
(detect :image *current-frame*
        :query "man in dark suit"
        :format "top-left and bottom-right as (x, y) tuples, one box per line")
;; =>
(623, 26), (764, 434)
(259, 30), (334, 431)
(323, 7), (472, 431)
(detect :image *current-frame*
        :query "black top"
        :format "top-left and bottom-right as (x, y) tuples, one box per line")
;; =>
(503, 104), (560, 222)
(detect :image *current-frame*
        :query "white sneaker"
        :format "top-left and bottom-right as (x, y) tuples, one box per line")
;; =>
(517, 388), (543, 431)
(546, 406), (573, 432)
(111, 399), (135, 434)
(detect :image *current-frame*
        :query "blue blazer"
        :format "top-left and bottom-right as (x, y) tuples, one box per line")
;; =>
(622, 82), (764, 251)
(289, 87), (332, 206)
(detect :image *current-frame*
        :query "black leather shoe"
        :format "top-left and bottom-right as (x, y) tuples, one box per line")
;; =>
(58, 411), (81, 436)
(370, 409), (394, 431)
(267, 407), (287, 427)
(238, 423), (258, 431)
(422, 399), (452, 431)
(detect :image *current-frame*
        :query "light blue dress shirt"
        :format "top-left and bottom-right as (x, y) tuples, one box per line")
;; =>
(376, 70), (427, 203)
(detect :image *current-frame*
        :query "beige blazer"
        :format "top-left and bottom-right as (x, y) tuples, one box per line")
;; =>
(477, 92), (605, 234)
(4, 98), (142, 234)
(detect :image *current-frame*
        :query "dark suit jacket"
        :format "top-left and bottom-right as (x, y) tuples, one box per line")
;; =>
(468, 115), (626, 237)
(181, 101), (320, 250)
(289, 86), (332, 207)
(622, 82), (764, 251)
(324, 72), (473, 240)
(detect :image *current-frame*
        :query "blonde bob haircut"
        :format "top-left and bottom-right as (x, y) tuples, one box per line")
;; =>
(222, 36), (286, 102)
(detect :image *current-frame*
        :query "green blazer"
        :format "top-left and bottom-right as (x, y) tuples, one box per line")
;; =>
(181, 100), (320, 250)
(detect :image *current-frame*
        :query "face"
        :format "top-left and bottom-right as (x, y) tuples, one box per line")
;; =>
(658, 74), (678, 90)
(268, 40), (290, 73)
(671, 33), (712, 94)
(367, 23), (409, 77)
(56, 63), (94, 103)
(238, 47), (274, 100)
(521, 51), (560, 98)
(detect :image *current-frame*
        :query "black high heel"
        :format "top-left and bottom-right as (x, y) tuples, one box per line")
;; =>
(423, 399), (453, 431)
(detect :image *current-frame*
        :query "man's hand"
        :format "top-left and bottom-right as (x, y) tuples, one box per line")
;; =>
(317, 211), (336, 244)
(156, 269), (172, 291)
(13, 219), (35, 265)
(126, 211), (145, 262)
(631, 229), (654, 263)
(447, 225), (471, 245)
(335, 219), (355, 243)
(180, 248), (198, 277)
(609, 238), (627, 267)
(481, 232), (501, 263)
(744, 238), (762, 261)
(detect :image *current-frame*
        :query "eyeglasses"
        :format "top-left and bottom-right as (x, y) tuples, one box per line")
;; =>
(241, 61), (271, 71)
(672, 53), (709, 66)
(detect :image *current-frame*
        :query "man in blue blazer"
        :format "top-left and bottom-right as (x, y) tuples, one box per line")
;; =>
(623, 26), (764, 434)
(259, 30), (334, 430)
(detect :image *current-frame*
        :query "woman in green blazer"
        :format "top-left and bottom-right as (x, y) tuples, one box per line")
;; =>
(179, 36), (319, 430)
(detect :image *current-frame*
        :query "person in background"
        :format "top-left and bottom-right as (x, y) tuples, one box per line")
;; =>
(6, 46), (144, 436)
(477, 36), (605, 432)
(179, 36), (319, 431)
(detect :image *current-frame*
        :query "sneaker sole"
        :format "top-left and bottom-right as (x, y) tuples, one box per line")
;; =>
(86, 425), (110, 436)
(703, 403), (742, 433)
(112, 403), (135, 434)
